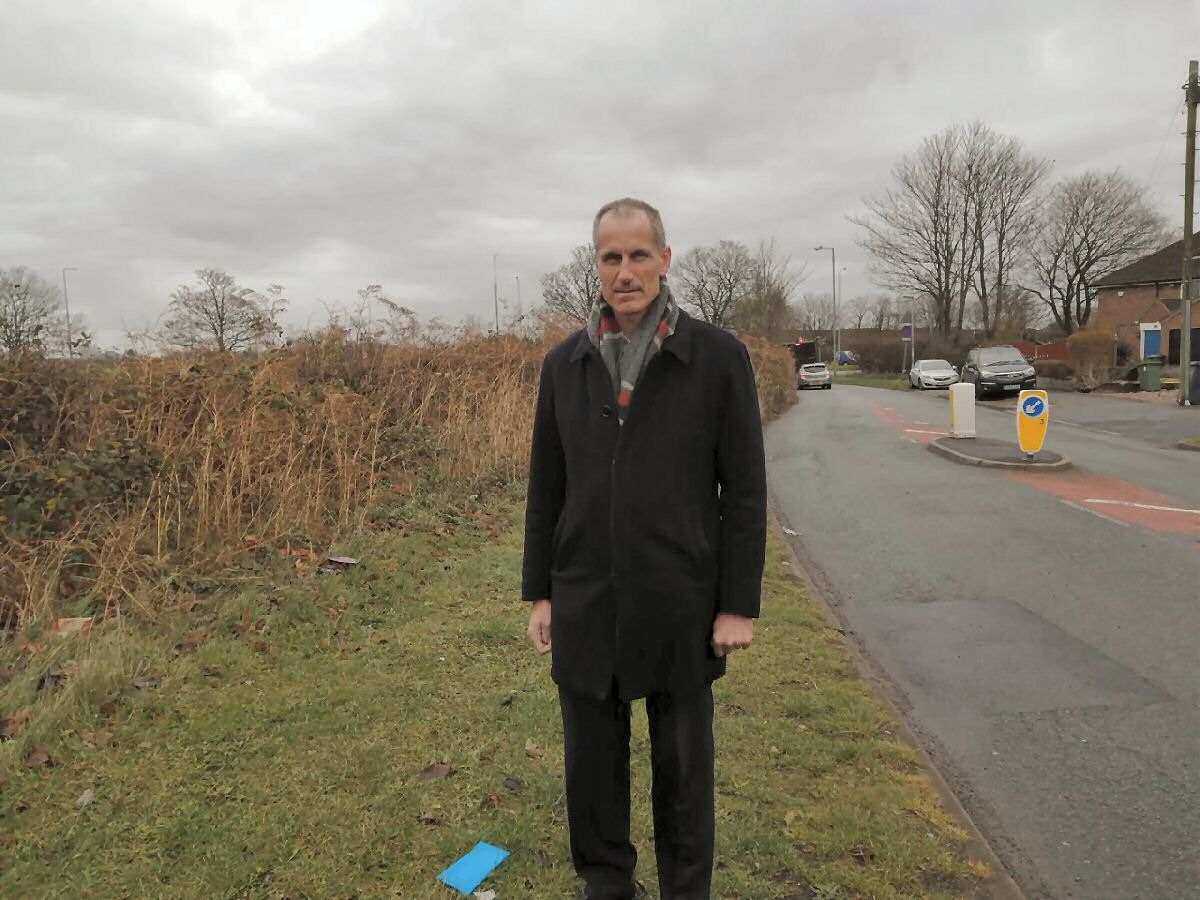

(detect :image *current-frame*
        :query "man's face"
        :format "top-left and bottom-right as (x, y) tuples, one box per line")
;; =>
(595, 210), (672, 318)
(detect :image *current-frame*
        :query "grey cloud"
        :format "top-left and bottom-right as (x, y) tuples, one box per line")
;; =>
(1, 0), (1196, 349)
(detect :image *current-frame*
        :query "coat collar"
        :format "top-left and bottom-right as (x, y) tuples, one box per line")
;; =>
(570, 308), (694, 364)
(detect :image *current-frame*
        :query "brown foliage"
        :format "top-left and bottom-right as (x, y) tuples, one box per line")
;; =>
(1033, 359), (1075, 380)
(1, 331), (794, 625)
(741, 336), (796, 422)
(1066, 330), (1116, 381)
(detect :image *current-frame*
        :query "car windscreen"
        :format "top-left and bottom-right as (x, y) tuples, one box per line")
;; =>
(921, 360), (952, 370)
(801, 364), (827, 372)
(979, 349), (1024, 365)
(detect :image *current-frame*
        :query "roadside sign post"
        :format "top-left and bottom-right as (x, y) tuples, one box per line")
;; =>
(1017, 390), (1049, 458)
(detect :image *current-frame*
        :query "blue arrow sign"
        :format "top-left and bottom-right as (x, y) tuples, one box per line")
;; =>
(1021, 397), (1045, 418)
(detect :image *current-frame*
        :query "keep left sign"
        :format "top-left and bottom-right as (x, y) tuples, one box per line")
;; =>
(1017, 390), (1049, 455)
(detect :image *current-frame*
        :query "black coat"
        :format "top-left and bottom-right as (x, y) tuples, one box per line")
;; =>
(521, 310), (767, 701)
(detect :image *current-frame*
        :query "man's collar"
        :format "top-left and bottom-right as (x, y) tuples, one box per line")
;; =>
(570, 309), (692, 364)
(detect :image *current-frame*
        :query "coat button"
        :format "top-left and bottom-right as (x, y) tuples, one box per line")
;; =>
(601, 405), (613, 418)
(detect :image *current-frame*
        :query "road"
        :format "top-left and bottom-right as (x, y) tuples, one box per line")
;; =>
(948, 389), (1200, 449)
(765, 384), (1200, 900)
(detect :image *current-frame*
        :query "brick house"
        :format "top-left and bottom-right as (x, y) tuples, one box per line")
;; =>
(1093, 239), (1200, 363)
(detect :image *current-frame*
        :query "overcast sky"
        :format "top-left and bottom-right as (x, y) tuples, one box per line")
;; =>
(2, 0), (1197, 348)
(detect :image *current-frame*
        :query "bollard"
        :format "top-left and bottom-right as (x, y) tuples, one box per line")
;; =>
(1017, 390), (1049, 458)
(949, 383), (976, 438)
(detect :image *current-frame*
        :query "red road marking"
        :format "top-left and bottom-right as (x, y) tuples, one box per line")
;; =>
(870, 400), (941, 445)
(1007, 471), (1200, 537)
(868, 399), (1200, 537)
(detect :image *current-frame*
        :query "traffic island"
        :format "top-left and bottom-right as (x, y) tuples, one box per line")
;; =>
(929, 436), (1073, 471)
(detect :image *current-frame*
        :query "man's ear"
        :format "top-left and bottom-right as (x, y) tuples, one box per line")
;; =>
(660, 244), (672, 277)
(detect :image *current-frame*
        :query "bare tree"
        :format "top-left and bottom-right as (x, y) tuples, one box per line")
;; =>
(798, 292), (837, 330)
(0, 267), (64, 354)
(958, 123), (1051, 337)
(853, 126), (973, 336)
(1020, 171), (1170, 334)
(162, 269), (286, 352)
(870, 294), (894, 330)
(854, 122), (1052, 338)
(540, 244), (600, 324)
(844, 295), (872, 330)
(674, 240), (755, 327)
(727, 240), (808, 340)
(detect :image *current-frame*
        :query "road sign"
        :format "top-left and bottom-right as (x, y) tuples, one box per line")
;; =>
(1017, 389), (1049, 456)
(901, 323), (913, 341)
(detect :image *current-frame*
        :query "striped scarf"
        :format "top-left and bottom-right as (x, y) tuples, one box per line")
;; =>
(586, 282), (679, 425)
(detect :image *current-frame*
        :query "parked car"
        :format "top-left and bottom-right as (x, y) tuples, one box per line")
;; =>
(797, 362), (832, 390)
(909, 359), (959, 390)
(834, 349), (858, 365)
(960, 345), (1037, 397)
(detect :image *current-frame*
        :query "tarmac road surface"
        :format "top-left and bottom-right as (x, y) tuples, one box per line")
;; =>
(765, 384), (1199, 899)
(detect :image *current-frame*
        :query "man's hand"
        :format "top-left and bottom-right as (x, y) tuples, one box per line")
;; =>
(527, 599), (552, 655)
(711, 613), (754, 657)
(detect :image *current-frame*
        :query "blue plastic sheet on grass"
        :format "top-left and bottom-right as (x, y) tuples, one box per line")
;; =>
(437, 841), (510, 894)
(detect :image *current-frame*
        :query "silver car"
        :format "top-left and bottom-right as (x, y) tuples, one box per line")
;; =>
(909, 358), (960, 390)
(797, 362), (832, 390)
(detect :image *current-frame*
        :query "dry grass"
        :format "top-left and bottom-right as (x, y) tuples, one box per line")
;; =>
(0, 330), (794, 628)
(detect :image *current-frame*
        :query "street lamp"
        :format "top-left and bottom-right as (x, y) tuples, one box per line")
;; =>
(492, 254), (499, 335)
(61, 267), (78, 358)
(814, 246), (837, 356)
(839, 266), (847, 349)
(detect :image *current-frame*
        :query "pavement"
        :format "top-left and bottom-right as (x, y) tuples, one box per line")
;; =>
(929, 436), (1070, 470)
(765, 384), (1200, 900)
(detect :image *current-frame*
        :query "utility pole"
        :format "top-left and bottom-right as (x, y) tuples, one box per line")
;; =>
(515, 275), (522, 321)
(61, 267), (78, 358)
(815, 245), (836, 357)
(1181, 59), (1197, 406)
(492, 254), (499, 335)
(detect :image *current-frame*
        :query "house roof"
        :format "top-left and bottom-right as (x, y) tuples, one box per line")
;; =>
(1161, 297), (1200, 325)
(1094, 240), (1195, 288)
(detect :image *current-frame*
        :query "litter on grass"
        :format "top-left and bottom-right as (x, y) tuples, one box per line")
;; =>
(438, 841), (510, 895)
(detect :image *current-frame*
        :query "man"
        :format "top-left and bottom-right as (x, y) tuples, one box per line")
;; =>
(522, 198), (767, 900)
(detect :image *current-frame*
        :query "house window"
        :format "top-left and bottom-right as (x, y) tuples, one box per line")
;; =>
(1166, 327), (1200, 365)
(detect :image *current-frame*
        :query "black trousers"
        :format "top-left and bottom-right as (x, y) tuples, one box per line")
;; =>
(558, 682), (715, 900)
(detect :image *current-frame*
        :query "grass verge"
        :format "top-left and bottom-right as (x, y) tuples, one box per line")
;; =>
(1, 488), (988, 898)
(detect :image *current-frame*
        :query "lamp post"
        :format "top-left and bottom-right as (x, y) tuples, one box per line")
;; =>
(838, 266), (847, 357)
(61, 267), (78, 358)
(815, 246), (837, 357)
(492, 254), (499, 335)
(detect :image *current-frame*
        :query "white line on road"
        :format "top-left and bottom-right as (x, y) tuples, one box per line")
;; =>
(1061, 500), (1130, 527)
(1084, 498), (1200, 515)
(905, 429), (949, 435)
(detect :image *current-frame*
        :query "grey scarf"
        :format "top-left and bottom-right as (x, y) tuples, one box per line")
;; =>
(586, 282), (680, 425)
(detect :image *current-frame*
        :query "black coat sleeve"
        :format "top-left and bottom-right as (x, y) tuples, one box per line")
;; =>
(714, 340), (767, 617)
(521, 354), (566, 602)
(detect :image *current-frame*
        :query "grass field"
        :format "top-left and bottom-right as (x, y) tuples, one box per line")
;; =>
(1, 485), (989, 899)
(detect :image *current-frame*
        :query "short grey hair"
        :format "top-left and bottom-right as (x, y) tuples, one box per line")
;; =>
(592, 198), (667, 251)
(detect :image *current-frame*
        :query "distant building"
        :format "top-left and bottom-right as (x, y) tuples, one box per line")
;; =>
(1093, 239), (1200, 363)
